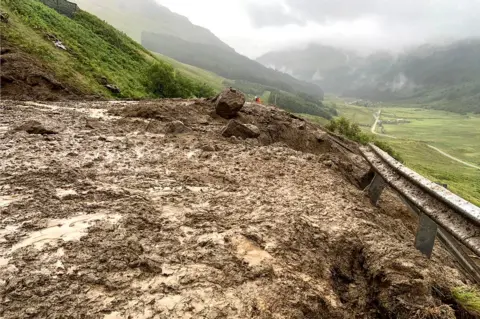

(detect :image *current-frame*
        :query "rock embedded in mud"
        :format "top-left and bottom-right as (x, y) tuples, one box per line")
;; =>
(13, 120), (58, 135)
(85, 118), (101, 130)
(0, 11), (9, 23)
(165, 120), (192, 135)
(221, 120), (260, 139)
(215, 88), (246, 119)
(293, 119), (307, 130)
(105, 84), (120, 94)
(244, 124), (261, 137)
(315, 131), (329, 142)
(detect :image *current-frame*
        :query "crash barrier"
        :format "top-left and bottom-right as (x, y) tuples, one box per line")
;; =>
(38, 0), (78, 18)
(361, 144), (480, 283)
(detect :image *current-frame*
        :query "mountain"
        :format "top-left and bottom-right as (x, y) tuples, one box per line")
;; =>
(7, 0), (329, 117)
(141, 32), (324, 99)
(258, 41), (480, 114)
(1, 0), (215, 100)
(71, 0), (324, 100)
(71, 0), (230, 51)
(257, 44), (362, 87)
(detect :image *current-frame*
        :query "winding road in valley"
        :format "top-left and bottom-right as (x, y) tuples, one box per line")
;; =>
(371, 110), (480, 171)
(427, 145), (480, 170)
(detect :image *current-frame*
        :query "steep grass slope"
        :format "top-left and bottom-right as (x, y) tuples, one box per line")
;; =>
(71, 0), (230, 50)
(0, 0), (214, 99)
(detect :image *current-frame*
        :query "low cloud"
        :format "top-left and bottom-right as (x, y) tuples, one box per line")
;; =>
(245, 0), (480, 50)
(245, 2), (304, 27)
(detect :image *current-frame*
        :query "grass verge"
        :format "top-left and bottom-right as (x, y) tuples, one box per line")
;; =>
(452, 286), (480, 316)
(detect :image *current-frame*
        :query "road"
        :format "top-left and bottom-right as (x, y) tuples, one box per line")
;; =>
(370, 110), (397, 139)
(371, 110), (480, 171)
(427, 145), (480, 170)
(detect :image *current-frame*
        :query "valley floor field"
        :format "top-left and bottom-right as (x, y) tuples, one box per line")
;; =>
(333, 102), (480, 206)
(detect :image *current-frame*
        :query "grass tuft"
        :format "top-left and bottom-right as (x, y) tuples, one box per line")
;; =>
(452, 286), (480, 316)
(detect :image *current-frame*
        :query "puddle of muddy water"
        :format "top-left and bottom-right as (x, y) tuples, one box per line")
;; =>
(0, 125), (9, 134)
(21, 101), (120, 120)
(9, 213), (121, 253)
(0, 195), (24, 208)
(0, 257), (10, 266)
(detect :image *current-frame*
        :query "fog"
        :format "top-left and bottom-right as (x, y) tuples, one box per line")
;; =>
(157, 0), (480, 57)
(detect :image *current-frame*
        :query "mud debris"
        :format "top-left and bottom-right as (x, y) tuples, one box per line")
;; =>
(13, 120), (58, 135)
(0, 99), (472, 318)
(165, 120), (192, 135)
(222, 119), (260, 139)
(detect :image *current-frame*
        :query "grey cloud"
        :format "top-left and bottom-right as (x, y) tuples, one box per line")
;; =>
(245, 2), (304, 28)
(246, 0), (480, 40)
(248, 0), (480, 50)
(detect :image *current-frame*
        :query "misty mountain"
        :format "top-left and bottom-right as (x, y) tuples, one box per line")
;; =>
(71, 0), (230, 50)
(258, 40), (480, 113)
(72, 0), (324, 99)
(142, 32), (324, 99)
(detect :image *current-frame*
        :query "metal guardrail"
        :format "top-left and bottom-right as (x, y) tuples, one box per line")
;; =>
(360, 144), (480, 262)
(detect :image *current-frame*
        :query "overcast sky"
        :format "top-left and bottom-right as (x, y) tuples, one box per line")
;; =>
(157, 0), (480, 58)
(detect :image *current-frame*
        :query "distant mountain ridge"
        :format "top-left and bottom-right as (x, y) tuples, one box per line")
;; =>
(257, 40), (480, 114)
(72, 0), (325, 100)
(71, 0), (231, 50)
(141, 31), (324, 99)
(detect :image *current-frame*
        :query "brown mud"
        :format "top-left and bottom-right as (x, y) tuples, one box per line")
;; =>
(0, 99), (472, 318)
(0, 41), (80, 101)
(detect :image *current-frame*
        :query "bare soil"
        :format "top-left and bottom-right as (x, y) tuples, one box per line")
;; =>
(0, 41), (80, 101)
(0, 99), (471, 318)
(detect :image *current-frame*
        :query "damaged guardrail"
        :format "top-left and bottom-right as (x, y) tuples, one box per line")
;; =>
(360, 144), (480, 261)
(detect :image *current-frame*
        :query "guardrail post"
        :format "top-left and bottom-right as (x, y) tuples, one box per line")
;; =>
(415, 212), (438, 258)
(366, 173), (386, 206)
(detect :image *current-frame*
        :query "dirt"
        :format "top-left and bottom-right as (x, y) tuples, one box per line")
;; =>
(0, 41), (80, 101)
(0, 99), (472, 318)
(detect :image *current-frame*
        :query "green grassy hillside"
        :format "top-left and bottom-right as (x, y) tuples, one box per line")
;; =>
(142, 31), (324, 100)
(156, 53), (226, 93)
(1, 0), (215, 99)
(71, 0), (230, 50)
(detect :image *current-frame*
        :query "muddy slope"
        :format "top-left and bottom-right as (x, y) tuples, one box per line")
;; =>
(0, 100), (468, 318)
(0, 41), (79, 101)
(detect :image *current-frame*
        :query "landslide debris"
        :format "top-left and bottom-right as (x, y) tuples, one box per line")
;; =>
(215, 87), (246, 119)
(13, 120), (58, 135)
(221, 120), (261, 139)
(0, 44), (78, 101)
(0, 98), (471, 319)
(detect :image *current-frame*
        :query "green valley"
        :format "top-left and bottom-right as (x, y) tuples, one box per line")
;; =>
(320, 98), (480, 206)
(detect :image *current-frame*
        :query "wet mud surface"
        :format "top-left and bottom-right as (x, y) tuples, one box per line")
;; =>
(0, 99), (469, 318)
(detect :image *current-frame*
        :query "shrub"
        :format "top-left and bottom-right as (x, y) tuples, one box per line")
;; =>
(146, 63), (215, 98)
(326, 117), (404, 162)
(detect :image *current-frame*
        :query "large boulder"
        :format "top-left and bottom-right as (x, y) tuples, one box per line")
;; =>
(105, 84), (120, 94)
(215, 88), (245, 119)
(221, 120), (260, 139)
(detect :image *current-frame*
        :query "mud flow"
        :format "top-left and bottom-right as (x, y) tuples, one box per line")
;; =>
(0, 99), (471, 318)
